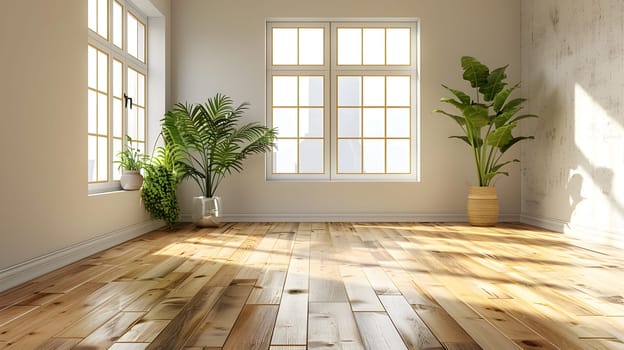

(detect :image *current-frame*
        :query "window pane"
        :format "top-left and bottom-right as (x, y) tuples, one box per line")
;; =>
(299, 28), (323, 65)
(88, 90), (97, 134)
(112, 60), (122, 98)
(137, 21), (145, 62)
(137, 107), (145, 141)
(299, 76), (323, 106)
(386, 76), (410, 106)
(273, 76), (297, 106)
(137, 72), (145, 106)
(97, 51), (108, 93)
(338, 139), (361, 173)
(88, 135), (97, 181)
(273, 108), (297, 138)
(97, 136), (108, 181)
(363, 76), (385, 106)
(387, 139), (410, 173)
(337, 108), (361, 137)
(386, 28), (410, 65)
(274, 139), (298, 173)
(363, 28), (385, 65)
(113, 137), (122, 180)
(136, 142), (145, 155)
(337, 76), (361, 106)
(300, 139), (323, 173)
(88, 0), (97, 32)
(273, 28), (297, 65)
(113, 98), (122, 137)
(363, 139), (385, 173)
(337, 28), (361, 65)
(112, 1), (123, 48)
(387, 108), (410, 137)
(127, 106), (137, 140)
(97, 0), (108, 39)
(97, 92), (108, 135)
(88, 46), (97, 89)
(299, 108), (323, 137)
(127, 14), (138, 59)
(128, 68), (137, 101)
(362, 108), (384, 137)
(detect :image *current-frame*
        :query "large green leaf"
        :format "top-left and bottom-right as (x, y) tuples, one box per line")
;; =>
(440, 97), (467, 112)
(450, 135), (483, 147)
(493, 83), (520, 112)
(462, 104), (490, 129)
(480, 65), (508, 102)
(461, 56), (489, 88)
(501, 98), (527, 114)
(500, 136), (534, 153)
(486, 122), (516, 147)
(509, 114), (539, 124)
(433, 109), (466, 126)
(442, 85), (471, 104)
(490, 159), (519, 173)
(494, 110), (517, 128)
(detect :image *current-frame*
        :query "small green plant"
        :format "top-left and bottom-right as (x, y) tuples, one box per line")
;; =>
(141, 143), (186, 227)
(115, 136), (146, 171)
(434, 56), (539, 186)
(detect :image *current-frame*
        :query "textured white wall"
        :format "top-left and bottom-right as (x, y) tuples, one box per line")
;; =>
(521, 0), (624, 246)
(0, 0), (170, 275)
(171, 0), (522, 220)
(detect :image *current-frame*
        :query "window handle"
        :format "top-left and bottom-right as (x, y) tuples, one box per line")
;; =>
(124, 93), (133, 109)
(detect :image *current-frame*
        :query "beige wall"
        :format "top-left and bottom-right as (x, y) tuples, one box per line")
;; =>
(521, 0), (624, 246)
(0, 0), (170, 281)
(171, 0), (522, 220)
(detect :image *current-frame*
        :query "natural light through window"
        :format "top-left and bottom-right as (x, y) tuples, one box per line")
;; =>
(88, 0), (148, 190)
(267, 20), (418, 181)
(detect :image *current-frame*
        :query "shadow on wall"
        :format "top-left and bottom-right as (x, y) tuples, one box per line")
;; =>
(525, 73), (622, 242)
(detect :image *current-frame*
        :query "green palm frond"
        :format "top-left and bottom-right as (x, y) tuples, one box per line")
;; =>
(161, 93), (276, 197)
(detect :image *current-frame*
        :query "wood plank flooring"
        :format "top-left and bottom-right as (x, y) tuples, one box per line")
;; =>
(0, 222), (623, 349)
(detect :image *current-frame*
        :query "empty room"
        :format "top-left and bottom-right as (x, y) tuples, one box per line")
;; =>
(1, 0), (623, 349)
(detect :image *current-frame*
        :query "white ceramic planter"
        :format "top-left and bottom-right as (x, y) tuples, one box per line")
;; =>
(192, 196), (222, 227)
(119, 170), (143, 190)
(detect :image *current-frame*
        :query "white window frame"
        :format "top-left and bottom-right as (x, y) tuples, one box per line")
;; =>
(88, 0), (148, 193)
(266, 19), (420, 182)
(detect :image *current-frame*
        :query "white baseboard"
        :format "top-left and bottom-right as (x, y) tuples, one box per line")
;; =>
(0, 220), (163, 293)
(181, 211), (520, 223)
(520, 214), (624, 251)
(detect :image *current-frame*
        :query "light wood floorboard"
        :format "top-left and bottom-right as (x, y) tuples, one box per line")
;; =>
(0, 222), (622, 349)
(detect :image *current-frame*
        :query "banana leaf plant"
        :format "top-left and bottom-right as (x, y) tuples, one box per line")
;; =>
(161, 93), (276, 198)
(434, 56), (538, 186)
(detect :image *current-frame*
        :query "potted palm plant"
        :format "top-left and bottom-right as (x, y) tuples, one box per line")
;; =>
(115, 136), (147, 190)
(161, 93), (276, 227)
(434, 56), (538, 226)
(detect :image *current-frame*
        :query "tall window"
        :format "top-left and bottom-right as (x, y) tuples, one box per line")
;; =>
(267, 21), (419, 181)
(88, 0), (147, 190)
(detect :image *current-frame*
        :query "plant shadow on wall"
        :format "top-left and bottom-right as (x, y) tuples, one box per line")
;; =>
(524, 75), (620, 236)
(161, 94), (276, 228)
(435, 56), (539, 227)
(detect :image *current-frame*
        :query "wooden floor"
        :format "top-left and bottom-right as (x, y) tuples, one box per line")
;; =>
(0, 223), (623, 350)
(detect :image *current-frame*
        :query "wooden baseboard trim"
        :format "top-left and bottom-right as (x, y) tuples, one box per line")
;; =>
(0, 220), (163, 293)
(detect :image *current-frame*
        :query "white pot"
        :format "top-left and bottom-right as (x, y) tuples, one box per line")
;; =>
(120, 170), (143, 190)
(192, 196), (222, 227)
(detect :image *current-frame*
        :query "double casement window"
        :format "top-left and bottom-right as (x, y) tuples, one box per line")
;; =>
(88, 0), (147, 190)
(267, 20), (419, 181)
